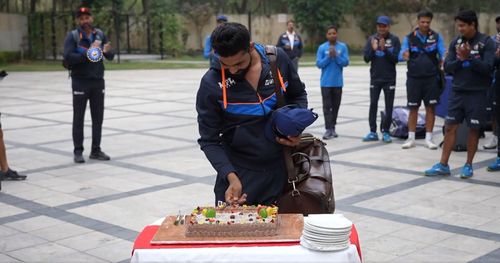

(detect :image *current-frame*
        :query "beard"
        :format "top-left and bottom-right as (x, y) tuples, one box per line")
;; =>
(81, 22), (91, 30)
(228, 68), (249, 81)
(227, 53), (252, 81)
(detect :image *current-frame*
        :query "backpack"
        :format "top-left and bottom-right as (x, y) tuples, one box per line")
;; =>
(62, 30), (79, 70)
(440, 120), (468, 152)
(381, 106), (426, 139)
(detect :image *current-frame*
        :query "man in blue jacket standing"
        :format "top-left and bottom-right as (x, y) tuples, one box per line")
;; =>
(316, 25), (349, 140)
(63, 7), (114, 163)
(203, 15), (228, 68)
(196, 23), (308, 206)
(483, 16), (500, 150)
(362, 16), (401, 143)
(399, 10), (445, 150)
(486, 16), (500, 171)
(425, 10), (495, 178)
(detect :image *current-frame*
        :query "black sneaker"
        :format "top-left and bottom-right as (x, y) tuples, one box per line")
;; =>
(322, 129), (334, 140)
(89, 151), (110, 161)
(74, 154), (85, 163)
(331, 130), (338, 138)
(1, 169), (27, 181)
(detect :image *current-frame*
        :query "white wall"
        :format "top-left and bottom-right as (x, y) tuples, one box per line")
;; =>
(0, 13), (28, 52)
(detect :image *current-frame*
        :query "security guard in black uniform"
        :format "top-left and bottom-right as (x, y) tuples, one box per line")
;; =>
(63, 7), (114, 163)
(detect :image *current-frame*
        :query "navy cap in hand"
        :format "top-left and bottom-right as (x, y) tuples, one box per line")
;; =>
(265, 106), (318, 143)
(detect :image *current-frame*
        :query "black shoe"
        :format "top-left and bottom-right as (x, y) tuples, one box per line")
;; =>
(74, 154), (85, 163)
(89, 151), (110, 161)
(1, 169), (27, 181)
(0, 70), (7, 79)
(331, 130), (338, 138)
(323, 129), (334, 140)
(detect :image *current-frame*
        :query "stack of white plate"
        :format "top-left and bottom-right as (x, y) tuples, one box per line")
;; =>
(300, 214), (353, 251)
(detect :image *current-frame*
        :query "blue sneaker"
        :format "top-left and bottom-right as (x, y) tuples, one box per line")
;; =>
(487, 157), (500, 172)
(382, 132), (392, 143)
(424, 163), (451, 176)
(362, 132), (378, 142)
(460, 163), (473, 179)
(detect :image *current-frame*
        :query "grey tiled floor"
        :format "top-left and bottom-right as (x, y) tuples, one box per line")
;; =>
(1, 66), (499, 262)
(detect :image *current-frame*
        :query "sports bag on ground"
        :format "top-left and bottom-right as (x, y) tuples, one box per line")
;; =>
(381, 106), (426, 139)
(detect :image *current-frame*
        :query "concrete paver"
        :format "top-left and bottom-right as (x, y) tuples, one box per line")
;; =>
(0, 66), (499, 262)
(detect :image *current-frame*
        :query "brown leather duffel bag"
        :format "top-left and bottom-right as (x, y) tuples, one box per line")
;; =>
(266, 46), (335, 215)
(278, 133), (335, 214)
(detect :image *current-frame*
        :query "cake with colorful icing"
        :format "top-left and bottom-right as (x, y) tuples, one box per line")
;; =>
(185, 205), (279, 237)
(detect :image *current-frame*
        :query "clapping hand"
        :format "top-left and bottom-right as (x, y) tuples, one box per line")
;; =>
(456, 42), (471, 61)
(378, 38), (386, 50)
(371, 38), (378, 51)
(91, 40), (102, 48)
(103, 42), (112, 53)
(329, 45), (337, 58)
(402, 49), (409, 61)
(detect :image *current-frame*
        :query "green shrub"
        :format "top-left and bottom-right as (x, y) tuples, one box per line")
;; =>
(0, 52), (21, 64)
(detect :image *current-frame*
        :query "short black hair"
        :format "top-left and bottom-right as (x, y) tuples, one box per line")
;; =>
(455, 10), (478, 30)
(210, 22), (250, 57)
(417, 10), (433, 20)
(326, 25), (338, 32)
(496, 16), (500, 23)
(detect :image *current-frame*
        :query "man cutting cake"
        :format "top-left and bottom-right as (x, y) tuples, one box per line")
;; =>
(196, 23), (313, 206)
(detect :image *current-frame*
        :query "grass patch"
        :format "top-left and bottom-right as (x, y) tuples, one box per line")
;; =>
(0, 54), (366, 72)
(0, 59), (209, 72)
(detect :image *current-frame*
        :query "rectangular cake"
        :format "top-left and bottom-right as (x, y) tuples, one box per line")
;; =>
(186, 205), (279, 237)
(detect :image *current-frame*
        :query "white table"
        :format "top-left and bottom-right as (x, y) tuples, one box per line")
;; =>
(131, 218), (362, 263)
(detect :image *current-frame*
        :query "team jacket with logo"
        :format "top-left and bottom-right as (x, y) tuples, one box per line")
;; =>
(63, 27), (114, 79)
(445, 32), (495, 92)
(493, 36), (500, 88)
(316, 41), (350, 88)
(363, 33), (401, 84)
(276, 32), (303, 60)
(196, 44), (307, 180)
(399, 29), (445, 78)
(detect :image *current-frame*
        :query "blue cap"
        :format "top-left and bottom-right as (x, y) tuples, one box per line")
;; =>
(376, 16), (391, 25)
(216, 15), (228, 22)
(265, 106), (318, 143)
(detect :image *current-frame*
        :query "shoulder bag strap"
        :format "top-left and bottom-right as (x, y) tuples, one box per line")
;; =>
(265, 45), (299, 186)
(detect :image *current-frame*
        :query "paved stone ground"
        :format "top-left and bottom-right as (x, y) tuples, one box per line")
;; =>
(0, 66), (499, 262)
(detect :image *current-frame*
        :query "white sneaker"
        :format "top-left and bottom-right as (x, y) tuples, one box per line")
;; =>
(483, 136), (498, 149)
(402, 138), (416, 149)
(425, 139), (438, 150)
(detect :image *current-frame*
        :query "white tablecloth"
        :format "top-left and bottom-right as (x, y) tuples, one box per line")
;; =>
(131, 244), (361, 263)
(131, 218), (361, 263)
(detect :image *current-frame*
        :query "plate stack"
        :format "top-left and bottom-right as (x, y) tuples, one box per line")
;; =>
(300, 214), (353, 251)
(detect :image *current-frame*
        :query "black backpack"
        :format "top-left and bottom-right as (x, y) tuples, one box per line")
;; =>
(62, 30), (80, 70)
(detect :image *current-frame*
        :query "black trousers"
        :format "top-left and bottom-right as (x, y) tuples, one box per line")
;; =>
(321, 87), (342, 130)
(72, 78), (105, 155)
(496, 83), (500, 157)
(369, 83), (395, 133)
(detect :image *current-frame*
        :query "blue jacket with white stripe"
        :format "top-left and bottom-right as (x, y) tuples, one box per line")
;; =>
(196, 44), (307, 180)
